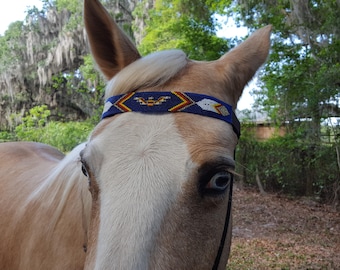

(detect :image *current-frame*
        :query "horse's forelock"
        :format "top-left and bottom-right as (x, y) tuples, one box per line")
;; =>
(105, 50), (187, 99)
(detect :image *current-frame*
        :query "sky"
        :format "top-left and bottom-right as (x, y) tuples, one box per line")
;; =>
(0, 0), (255, 111)
(0, 0), (43, 35)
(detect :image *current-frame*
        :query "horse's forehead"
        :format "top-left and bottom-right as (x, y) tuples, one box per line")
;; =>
(91, 113), (236, 168)
(173, 113), (237, 164)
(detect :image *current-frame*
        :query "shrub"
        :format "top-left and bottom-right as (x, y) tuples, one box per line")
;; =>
(14, 105), (94, 152)
(236, 130), (338, 203)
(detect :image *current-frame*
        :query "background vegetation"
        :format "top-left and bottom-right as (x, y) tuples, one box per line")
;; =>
(0, 0), (339, 206)
(237, 125), (339, 205)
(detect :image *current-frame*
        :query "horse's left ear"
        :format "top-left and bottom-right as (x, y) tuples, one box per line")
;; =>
(84, 0), (141, 80)
(217, 25), (272, 105)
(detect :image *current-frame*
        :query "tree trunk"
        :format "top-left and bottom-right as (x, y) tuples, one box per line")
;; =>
(256, 167), (266, 195)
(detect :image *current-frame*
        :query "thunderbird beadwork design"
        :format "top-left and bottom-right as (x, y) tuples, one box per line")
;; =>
(134, 96), (170, 107)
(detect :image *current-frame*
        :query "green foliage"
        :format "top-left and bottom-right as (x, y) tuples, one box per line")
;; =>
(55, 0), (84, 31)
(17, 105), (51, 129)
(0, 21), (25, 71)
(206, 0), (232, 15)
(79, 54), (101, 85)
(236, 129), (338, 201)
(14, 105), (93, 152)
(55, 0), (80, 13)
(15, 105), (50, 144)
(78, 54), (106, 110)
(0, 131), (16, 142)
(137, 0), (229, 60)
(231, 0), (340, 142)
(29, 120), (93, 152)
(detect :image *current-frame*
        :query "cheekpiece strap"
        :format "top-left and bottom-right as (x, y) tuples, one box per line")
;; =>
(102, 91), (240, 138)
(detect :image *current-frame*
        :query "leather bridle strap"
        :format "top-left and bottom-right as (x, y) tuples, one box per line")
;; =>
(212, 173), (233, 270)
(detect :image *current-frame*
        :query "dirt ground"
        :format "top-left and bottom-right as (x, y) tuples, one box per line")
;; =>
(227, 186), (340, 269)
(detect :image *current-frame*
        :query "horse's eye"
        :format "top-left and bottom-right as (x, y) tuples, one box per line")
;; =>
(204, 171), (232, 196)
(81, 163), (88, 177)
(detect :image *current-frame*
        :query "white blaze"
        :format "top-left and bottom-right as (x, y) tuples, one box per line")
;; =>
(89, 113), (191, 270)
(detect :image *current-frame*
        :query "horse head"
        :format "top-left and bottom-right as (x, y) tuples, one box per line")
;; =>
(81, 1), (271, 269)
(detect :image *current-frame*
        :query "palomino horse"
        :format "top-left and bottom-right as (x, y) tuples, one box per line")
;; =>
(0, 0), (271, 269)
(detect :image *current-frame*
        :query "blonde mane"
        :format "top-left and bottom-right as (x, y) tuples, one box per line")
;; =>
(22, 144), (91, 232)
(105, 50), (188, 99)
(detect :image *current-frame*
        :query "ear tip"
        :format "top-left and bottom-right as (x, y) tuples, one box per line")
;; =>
(265, 25), (273, 35)
(264, 24), (273, 30)
(256, 25), (273, 38)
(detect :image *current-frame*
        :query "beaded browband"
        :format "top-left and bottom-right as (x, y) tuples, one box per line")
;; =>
(102, 91), (240, 138)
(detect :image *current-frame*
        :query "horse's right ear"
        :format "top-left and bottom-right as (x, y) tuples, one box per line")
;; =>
(217, 25), (272, 105)
(84, 0), (141, 80)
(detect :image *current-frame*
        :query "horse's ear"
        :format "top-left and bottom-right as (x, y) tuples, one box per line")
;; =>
(84, 0), (141, 80)
(217, 25), (272, 105)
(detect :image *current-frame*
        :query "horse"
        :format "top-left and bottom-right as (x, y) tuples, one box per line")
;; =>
(0, 0), (271, 269)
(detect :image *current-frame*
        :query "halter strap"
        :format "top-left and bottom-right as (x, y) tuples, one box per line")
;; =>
(102, 91), (240, 138)
(212, 170), (233, 270)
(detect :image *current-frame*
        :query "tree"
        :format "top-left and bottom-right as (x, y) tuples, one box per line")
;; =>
(137, 0), (230, 60)
(230, 0), (340, 142)
(0, 0), (142, 129)
(228, 0), (340, 200)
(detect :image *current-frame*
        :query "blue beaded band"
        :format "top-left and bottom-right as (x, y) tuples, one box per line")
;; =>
(102, 91), (240, 138)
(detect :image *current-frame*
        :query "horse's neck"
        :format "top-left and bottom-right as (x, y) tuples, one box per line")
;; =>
(0, 143), (92, 269)
(24, 143), (92, 233)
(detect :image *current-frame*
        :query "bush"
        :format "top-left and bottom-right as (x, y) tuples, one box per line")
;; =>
(13, 105), (94, 152)
(236, 130), (339, 204)
(0, 131), (15, 142)
(15, 120), (93, 153)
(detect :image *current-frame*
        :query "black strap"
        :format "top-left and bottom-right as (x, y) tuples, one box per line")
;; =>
(212, 176), (233, 270)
